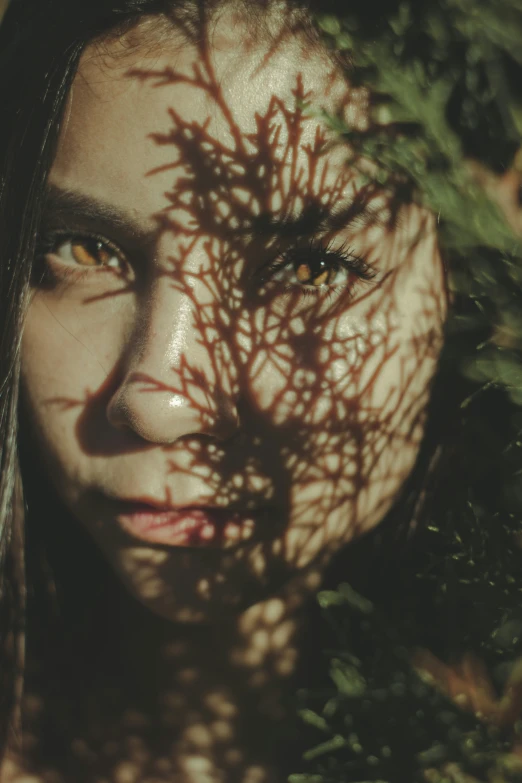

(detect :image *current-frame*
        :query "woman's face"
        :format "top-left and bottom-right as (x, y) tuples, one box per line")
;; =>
(21, 11), (446, 622)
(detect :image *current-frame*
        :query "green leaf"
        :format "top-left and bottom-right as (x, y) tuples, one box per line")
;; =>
(303, 734), (348, 761)
(337, 583), (374, 614)
(298, 709), (331, 733)
(330, 660), (367, 698)
(316, 14), (341, 35)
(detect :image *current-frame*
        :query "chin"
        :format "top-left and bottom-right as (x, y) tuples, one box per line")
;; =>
(115, 556), (320, 627)
(116, 566), (277, 625)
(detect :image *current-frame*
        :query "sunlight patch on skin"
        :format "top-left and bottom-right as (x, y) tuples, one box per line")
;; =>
(210, 719), (234, 742)
(17, 7), (448, 777)
(274, 649), (298, 676)
(114, 761), (141, 783)
(204, 690), (238, 719)
(180, 755), (215, 781)
(244, 764), (271, 783)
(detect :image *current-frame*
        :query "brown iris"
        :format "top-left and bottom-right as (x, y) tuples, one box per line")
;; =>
(70, 238), (114, 267)
(294, 256), (337, 287)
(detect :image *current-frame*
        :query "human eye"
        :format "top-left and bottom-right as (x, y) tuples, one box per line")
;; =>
(35, 230), (130, 276)
(258, 239), (377, 300)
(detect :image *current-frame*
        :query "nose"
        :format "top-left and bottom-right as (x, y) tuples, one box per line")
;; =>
(106, 279), (240, 445)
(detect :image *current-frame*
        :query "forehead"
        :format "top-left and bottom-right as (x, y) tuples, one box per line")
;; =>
(51, 15), (368, 224)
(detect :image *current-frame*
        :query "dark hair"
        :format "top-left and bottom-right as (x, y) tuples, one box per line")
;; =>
(0, 0), (343, 754)
(0, 0), (84, 749)
(0, 0), (450, 765)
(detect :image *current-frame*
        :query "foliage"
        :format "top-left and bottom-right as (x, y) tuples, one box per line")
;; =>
(313, 0), (522, 390)
(291, 576), (522, 783)
(292, 1), (522, 781)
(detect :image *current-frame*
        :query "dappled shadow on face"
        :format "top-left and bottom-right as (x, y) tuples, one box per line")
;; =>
(37, 32), (445, 622)
(20, 22), (446, 783)
(68, 48), (444, 620)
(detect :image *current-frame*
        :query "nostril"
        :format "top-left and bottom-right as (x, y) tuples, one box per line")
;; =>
(210, 407), (241, 442)
(106, 392), (132, 432)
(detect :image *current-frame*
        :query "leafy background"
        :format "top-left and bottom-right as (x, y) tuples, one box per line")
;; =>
(3, 0), (522, 780)
(289, 2), (522, 782)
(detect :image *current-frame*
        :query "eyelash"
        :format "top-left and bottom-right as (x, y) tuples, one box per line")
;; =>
(34, 229), (128, 279)
(259, 239), (377, 299)
(34, 231), (377, 302)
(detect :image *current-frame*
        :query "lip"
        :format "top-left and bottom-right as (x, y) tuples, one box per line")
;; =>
(112, 500), (269, 549)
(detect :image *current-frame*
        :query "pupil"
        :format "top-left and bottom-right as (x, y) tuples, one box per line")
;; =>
(294, 253), (334, 286)
(88, 239), (110, 264)
(71, 238), (110, 267)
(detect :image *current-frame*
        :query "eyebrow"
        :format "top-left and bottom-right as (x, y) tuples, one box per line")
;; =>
(250, 198), (394, 237)
(41, 185), (396, 247)
(41, 185), (158, 250)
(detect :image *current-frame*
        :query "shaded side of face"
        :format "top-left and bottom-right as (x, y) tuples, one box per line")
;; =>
(20, 9), (447, 622)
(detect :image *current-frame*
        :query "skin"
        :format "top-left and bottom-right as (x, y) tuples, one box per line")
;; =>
(14, 8), (447, 782)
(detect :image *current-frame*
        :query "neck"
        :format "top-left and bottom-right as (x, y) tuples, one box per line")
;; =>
(24, 495), (334, 780)
(24, 544), (335, 782)
(114, 562), (325, 704)
(83, 565), (327, 779)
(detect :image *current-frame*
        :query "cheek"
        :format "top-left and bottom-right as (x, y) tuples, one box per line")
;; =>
(20, 293), (127, 463)
(240, 244), (445, 537)
(21, 298), (81, 432)
(242, 288), (443, 428)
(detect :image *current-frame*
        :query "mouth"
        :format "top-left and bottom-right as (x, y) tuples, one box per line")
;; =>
(112, 500), (274, 549)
